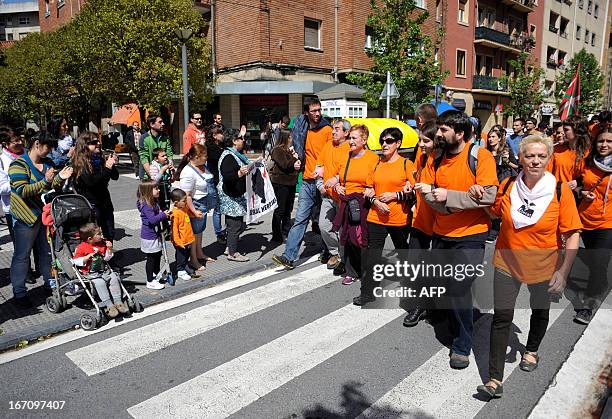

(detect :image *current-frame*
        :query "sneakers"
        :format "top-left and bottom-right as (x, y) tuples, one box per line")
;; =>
(333, 262), (346, 276)
(449, 353), (470, 369)
(574, 309), (593, 325)
(146, 279), (165, 290)
(227, 253), (250, 262)
(342, 276), (356, 285)
(272, 254), (294, 270)
(403, 308), (427, 327)
(217, 235), (227, 245)
(105, 305), (119, 319)
(326, 255), (340, 269)
(224, 247), (229, 256)
(353, 294), (375, 306)
(114, 303), (130, 315)
(177, 271), (192, 281)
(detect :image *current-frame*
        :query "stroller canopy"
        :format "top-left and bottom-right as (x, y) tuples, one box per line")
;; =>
(51, 194), (95, 229)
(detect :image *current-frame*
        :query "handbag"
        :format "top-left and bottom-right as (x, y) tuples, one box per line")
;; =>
(342, 154), (361, 224)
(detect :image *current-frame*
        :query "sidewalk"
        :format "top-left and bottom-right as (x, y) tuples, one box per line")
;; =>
(0, 165), (319, 351)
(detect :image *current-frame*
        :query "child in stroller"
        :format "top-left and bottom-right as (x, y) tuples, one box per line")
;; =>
(72, 222), (129, 318)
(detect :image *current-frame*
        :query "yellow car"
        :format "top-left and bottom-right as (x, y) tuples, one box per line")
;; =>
(344, 118), (418, 151)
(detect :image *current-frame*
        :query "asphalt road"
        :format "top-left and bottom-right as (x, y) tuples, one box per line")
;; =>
(0, 259), (591, 419)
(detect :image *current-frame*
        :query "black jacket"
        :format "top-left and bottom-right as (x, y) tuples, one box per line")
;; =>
(206, 142), (224, 185)
(74, 163), (119, 210)
(220, 154), (246, 198)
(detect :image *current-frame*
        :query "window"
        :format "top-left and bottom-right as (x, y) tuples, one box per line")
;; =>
(594, 3), (599, 17)
(323, 107), (342, 118)
(7, 33), (13, 40)
(18, 33), (27, 39)
(558, 51), (566, 67)
(0, 33), (4, 41)
(436, 0), (442, 22)
(0, 17), (5, 27)
(475, 55), (493, 76)
(530, 24), (537, 37)
(477, 7), (495, 28)
(415, 0), (426, 8)
(591, 33), (596, 46)
(576, 25), (582, 40)
(578, 0), (584, 8)
(434, 48), (439, 65)
(19, 17), (31, 25)
(456, 49), (466, 76)
(304, 18), (320, 50)
(45, 0), (50, 17)
(587, 0), (592, 13)
(364, 26), (374, 49)
(348, 106), (365, 118)
(585, 29), (590, 44)
(58, 0), (65, 7)
(458, 0), (468, 24)
(5, 17), (12, 27)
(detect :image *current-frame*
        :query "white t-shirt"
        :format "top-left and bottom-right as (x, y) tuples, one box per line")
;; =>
(179, 164), (213, 200)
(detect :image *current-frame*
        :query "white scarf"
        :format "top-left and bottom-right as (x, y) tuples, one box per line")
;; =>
(510, 171), (557, 229)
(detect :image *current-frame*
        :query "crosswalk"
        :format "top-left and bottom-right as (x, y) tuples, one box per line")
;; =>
(0, 262), (589, 418)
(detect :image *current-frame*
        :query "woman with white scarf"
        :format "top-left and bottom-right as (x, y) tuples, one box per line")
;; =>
(574, 128), (612, 324)
(476, 135), (582, 400)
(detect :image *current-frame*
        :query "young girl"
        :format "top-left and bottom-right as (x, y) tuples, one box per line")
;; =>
(137, 181), (169, 290)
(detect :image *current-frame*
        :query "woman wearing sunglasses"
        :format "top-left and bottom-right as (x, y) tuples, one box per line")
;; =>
(71, 132), (119, 241)
(353, 128), (415, 306)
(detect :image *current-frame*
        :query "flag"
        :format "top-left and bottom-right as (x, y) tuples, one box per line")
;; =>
(559, 64), (581, 120)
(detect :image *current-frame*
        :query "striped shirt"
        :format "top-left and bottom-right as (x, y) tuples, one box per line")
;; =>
(9, 154), (63, 226)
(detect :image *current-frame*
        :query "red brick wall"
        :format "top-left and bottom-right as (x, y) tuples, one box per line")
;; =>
(38, 0), (86, 32)
(442, 0), (475, 90)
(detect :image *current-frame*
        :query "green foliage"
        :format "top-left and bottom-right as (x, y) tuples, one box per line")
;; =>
(0, 0), (212, 126)
(346, 0), (446, 117)
(502, 51), (544, 119)
(556, 48), (604, 115)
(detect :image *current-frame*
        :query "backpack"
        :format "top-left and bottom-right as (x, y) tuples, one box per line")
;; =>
(433, 142), (480, 178)
(501, 176), (563, 201)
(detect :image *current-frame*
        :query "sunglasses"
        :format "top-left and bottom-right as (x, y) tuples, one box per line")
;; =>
(87, 140), (101, 145)
(379, 138), (399, 145)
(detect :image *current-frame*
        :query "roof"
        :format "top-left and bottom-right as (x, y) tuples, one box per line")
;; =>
(317, 83), (365, 100)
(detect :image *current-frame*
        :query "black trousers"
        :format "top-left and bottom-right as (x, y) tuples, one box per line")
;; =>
(145, 251), (161, 282)
(175, 244), (191, 272)
(401, 228), (433, 311)
(93, 204), (115, 241)
(271, 182), (295, 240)
(581, 228), (612, 309)
(361, 222), (410, 297)
(226, 215), (246, 254)
(489, 269), (550, 381)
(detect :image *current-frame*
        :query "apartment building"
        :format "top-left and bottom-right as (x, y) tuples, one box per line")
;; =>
(0, 0), (40, 43)
(601, 3), (612, 111)
(440, 0), (536, 131)
(38, 0), (85, 32)
(535, 0), (610, 122)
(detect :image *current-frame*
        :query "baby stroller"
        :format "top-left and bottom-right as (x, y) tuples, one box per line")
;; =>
(43, 193), (143, 330)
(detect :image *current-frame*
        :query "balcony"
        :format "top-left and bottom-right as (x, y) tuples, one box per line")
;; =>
(500, 0), (536, 13)
(474, 27), (521, 53)
(473, 75), (508, 93)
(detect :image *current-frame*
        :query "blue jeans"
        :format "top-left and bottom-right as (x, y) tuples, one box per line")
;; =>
(191, 197), (208, 234)
(207, 180), (225, 237)
(283, 180), (320, 261)
(10, 218), (52, 299)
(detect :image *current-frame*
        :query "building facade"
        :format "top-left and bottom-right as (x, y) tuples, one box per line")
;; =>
(534, 0), (610, 122)
(38, 0), (85, 32)
(0, 0), (40, 42)
(601, 3), (612, 111)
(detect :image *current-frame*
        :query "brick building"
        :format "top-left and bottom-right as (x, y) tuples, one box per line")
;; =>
(439, 0), (536, 132)
(38, 0), (85, 32)
(0, 0), (40, 43)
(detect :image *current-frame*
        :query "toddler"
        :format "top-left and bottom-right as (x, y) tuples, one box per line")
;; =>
(149, 147), (174, 210)
(170, 189), (199, 281)
(72, 222), (128, 318)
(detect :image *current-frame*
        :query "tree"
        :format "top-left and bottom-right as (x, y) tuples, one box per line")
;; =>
(502, 51), (544, 119)
(556, 48), (604, 115)
(346, 0), (445, 117)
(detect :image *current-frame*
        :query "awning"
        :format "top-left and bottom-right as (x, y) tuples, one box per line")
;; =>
(452, 99), (467, 111)
(345, 118), (418, 151)
(110, 103), (140, 126)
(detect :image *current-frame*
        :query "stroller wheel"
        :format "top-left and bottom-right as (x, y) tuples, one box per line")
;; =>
(129, 297), (144, 313)
(46, 296), (63, 314)
(80, 313), (98, 331)
(60, 294), (68, 309)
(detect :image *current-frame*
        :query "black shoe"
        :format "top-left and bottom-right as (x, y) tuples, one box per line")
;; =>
(476, 382), (503, 400)
(333, 262), (346, 276)
(353, 294), (376, 306)
(217, 235), (227, 245)
(319, 253), (331, 264)
(13, 296), (34, 309)
(25, 276), (37, 285)
(574, 309), (592, 325)
(519, 352), (539, 372)
(270, 236), (283, 243)
(449, 353), (470, 369)
(403, 308), (427, 327)
(272, 254), (294, 270)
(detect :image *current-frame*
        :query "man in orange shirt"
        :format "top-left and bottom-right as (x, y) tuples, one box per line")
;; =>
(314, 119), (351, 272)
(273, 97), (333, 269)
(416, 112), (499, 370)
(182, 111), (206, 154)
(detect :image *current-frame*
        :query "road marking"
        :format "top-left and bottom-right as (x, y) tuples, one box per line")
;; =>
(0, 255), (318, 365)
(127, 304), (404, 418)
(66, 263), (332, 375)
(358, 306), (566, 419)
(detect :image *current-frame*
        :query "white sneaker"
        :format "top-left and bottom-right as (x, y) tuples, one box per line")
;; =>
(178, 271), (192, 281)
(146, 279), (165, 290)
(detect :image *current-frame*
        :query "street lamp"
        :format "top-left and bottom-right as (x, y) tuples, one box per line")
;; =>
(175, 28), (193, 133)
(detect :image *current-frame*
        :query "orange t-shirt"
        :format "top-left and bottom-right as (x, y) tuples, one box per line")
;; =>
(420, 145), (499, 237)
(491, 178), (582, 283)
(317, 140), (350, 198)
(412, 151), (436, 236)
(578, 164), (612, 230)
(171, 206), (195, 248)
(303, 125), (333, 180)
(367, 157), (416, 226)
(549, 145), (586, 182)
(336, 149), (379, 195)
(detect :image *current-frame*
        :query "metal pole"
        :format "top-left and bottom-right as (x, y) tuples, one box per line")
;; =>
(211, 0), (217, 78)
(182, 43), (189, 131)
(334, 0), (339, 82)
(386, 71), (391, 118)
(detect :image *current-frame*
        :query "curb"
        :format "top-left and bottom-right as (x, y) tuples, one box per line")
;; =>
(528, 292), (612, 418)
(0, 256), (291, 352)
